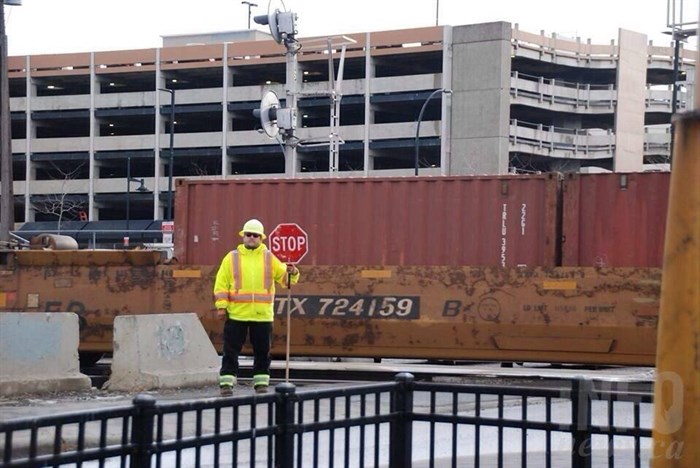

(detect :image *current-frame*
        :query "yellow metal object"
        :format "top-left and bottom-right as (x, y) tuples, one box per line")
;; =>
(172, 269), (202, 279)
(360, 269), (392, 279)
(652, 113), (700, 466)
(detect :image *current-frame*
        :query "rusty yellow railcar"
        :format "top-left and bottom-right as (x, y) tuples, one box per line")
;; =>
(0, 249), (660, 366)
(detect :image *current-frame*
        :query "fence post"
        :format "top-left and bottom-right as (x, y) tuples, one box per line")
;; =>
(275, 382), (296, 468)
(389, 372), (414, 468)
(571, 378), (593, 468)
(131, 394), (156, 468)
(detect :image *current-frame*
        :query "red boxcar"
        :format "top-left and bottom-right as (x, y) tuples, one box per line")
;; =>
(174, 174), (560, 267)
(561, 172), (670, 268)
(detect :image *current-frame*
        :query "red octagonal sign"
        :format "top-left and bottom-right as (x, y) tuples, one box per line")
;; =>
(269, 223), (309, 264)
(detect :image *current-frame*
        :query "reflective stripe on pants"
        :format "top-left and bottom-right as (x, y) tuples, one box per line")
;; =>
(253, 374), (270, 388)
(219, 374), (236, 387)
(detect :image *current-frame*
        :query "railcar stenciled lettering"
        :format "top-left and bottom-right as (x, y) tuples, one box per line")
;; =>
(274, 295), (419, 319)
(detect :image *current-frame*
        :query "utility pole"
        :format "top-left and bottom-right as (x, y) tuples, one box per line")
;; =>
(664, 0), (698, 166)
(0, 0), (15, 244)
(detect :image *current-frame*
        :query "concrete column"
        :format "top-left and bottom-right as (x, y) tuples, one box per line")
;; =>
(613, 29), (647, 173)
(88, 52), (97, 220)
(363, 31), (373, 175)
(24, 56), (32, 222)
(221, 42), (230, 178)
(154, 48), (162, 220)
(440, 26), (453, 176)
(449, 22), (512, 175)
(687, 68), (695, 111)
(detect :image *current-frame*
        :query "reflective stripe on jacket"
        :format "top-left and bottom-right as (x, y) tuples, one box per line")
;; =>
(213, 243), (299, 321)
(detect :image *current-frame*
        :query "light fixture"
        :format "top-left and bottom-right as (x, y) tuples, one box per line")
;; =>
(109, 82), (115, 86)
(172, 79), (178, 83)
(109, 123), (114, 127)
(265, 80), (272, 85)
(47, 85), (55, 89)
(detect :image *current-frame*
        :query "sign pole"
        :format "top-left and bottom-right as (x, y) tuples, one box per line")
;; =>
(268, 222), (309, 385)
(285, 272), (292, 382)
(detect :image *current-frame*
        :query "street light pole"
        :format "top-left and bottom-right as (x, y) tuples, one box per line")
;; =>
(158, 88), (175, 221)
(126, 155), (131, 235)
(242, 1), (257, 29)
(125, 154), (147, 245)
(414, 88), (450, 176)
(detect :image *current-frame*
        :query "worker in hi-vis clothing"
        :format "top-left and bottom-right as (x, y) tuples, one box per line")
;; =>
(214, 219), (300, 395)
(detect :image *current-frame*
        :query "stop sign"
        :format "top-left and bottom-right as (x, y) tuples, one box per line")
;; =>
(269, 223), (309, 264)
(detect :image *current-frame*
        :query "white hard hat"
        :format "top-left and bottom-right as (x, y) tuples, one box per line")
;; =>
(239, 219), (266, 239)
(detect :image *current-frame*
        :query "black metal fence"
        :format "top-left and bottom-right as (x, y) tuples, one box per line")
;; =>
(0, 374), (654, 468)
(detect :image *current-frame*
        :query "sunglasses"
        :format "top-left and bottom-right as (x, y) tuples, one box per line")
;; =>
(244, 232), (261, 238)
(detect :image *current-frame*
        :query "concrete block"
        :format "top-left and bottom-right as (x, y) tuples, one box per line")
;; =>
(105, 313), (219, 392)
(0, 313), (91, 396)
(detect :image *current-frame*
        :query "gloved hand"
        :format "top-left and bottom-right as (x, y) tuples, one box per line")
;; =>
(287, 264), (299, 275)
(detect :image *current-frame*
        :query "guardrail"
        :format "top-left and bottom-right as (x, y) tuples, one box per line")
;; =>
(11, 229), (164, 249)
(0, 374), (654, 468)
(511, 73), (690, 113)
(509, 119), (615, 157)
(509, 119), (674, 160)
(511, 72), (616, 110)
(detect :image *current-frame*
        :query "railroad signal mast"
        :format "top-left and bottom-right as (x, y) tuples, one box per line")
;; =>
(253, 7), (301, 176)
(252, 2), (355, 176)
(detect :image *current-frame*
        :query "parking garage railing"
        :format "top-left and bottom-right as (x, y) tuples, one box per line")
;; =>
(510, 71), (616, 110)
(509, 119), (615, 157)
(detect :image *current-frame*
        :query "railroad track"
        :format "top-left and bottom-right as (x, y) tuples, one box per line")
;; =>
(81, 358), (655, 393)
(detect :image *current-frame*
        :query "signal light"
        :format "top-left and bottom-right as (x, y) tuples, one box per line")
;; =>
(254, 9), (297, 44)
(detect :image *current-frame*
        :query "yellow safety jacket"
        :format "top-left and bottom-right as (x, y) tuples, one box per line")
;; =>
(213, 244), (300, 321)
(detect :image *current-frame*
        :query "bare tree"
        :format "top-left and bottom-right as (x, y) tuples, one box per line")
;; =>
(31, 162), (87, 233)
(189, 161), (210, 176)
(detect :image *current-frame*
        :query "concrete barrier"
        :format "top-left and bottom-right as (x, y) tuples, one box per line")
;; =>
(0, 313), (91, 396)
(105, 313), (219, 391)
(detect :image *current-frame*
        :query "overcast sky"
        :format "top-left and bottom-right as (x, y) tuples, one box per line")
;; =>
(4, 0), (699, 56)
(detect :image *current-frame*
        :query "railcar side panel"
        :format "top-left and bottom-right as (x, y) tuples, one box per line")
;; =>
(0, 251), (660, 365)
